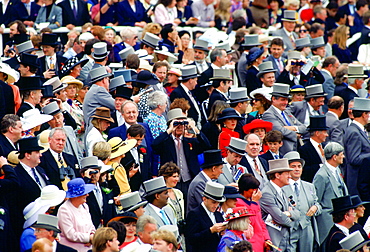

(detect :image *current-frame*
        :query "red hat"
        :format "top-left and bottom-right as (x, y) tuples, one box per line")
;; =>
(242, 119), (273, 134)
(225, 207), (255, 222)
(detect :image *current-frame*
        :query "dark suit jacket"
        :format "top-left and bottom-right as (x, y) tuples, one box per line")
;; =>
(13, 1), (40, 22)
(239, 155), (269, 174)
(0, 0), (19, 26)
(234, 113), (255, 139)
(338, 3), (353, 16)
(208, 89), (227, 115)
(298, 140), (323, 183)
(263, 54), (286, 79)
(186, 205), (224, 252)
(114, 0), (150, 26)
(16, 102), (33, 117)
(197, 66), (213, 87)
(37, 54), (67, 81)
(39, 149), (79, 190)
(276, 68), (325, 87)
(336, 86), (358, 119)
(259, 151), (283, 162)
(0, 133), (16, 157)
(57, 0), (90, 26)
(170, 85), (201, 125)
(325, 225), (346, 252)
(245, 66), (262, 95)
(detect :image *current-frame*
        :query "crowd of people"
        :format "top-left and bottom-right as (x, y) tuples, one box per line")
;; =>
(2, 0), (370, 252)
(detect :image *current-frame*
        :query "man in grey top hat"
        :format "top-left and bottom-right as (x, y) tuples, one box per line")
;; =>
(207, 68), (232, 114)
(197, 48), (228, 88)
(272, 10), (299, 52)
(188, 38), (211, 75)
(85, 42), (110, 85)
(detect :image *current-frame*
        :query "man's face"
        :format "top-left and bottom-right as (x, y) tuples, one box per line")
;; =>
(48, 112), (64, 128)
(238, 101), (249, 114)
(203, 197), (220, 212)
(56, 89), (67, 102)
(309, 97), (325, 111)
(18, 64), (30, 76)
(115, 97), (127, 111)
(267, 141), (283, 153)
(156, 190), (169, 208)
(346, 209), (356, 227)
(10, 121), (23, 141)
(290, 61), (303, 76)
(218, 50), (227, 66)
(109, 237), (120, 252)
(260, 72), (275, 87)
(289, 161), (302, 180)
(48, 130), (66, 153)
(9, 23), (19, 36)
(34, 228), (52, 239)
(283, 21), (296, 32)
(145, 46), (155, 55)
(139, 223), (157, 244)
(28, 151), (42, 167)
(220, 80), (232, 93)
(226, 151), (243, 166)
(172, 119), (186, 138)
(272, 96), (289, 111)
(348, 101), (354, 119)
(276, 171), (291, 186)
(42, 45), (55, 56)
(212, 164), (224, 179)
(328, 61), (340, 77)
(313, 46), (326, 58)
(246, 134), (261, 158)
(32, 90), (43, 105)
(311, 29), (324, 38)
(188, 78), (197, 90)
(315, 130), (328, 143)
(155, 66), (168, 83)
(270, 44), (284, 59)
(153, 239), (172, 252)
(335, 151), (345, 165)
(194, 49), (207, 61)
(122, 103), (138, 125)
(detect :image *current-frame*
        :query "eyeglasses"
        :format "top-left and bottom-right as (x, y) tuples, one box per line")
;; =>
(291, 61), (305, 66)
(299, 29), (308, 33)
(252, 98), (262, 103)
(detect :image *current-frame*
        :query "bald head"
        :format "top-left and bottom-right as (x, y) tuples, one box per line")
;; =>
(328, 96), (344, 117)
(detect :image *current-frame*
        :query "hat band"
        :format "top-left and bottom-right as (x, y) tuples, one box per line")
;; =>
(227, 145), (245, 154)
(92, 114), (112, 120)
(111, 140), (124, 151)
(145, 186), (167, 195)
(82, 164), (100, 170)
(203, 191), (224, 201)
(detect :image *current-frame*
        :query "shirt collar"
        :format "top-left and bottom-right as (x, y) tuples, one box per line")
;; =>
(270, 180), (283, 195)
(348, 85), (358, 94)
(272, 105), (283, 114)
(201, 201), (214, 216)
(289, 178), (301, 187)
(309, 137), (321, 148)
(201, 170), (212, 182)
(352, 120), (365, 131)
(325, 161), (338, 174)
(49, 148), (62, 161)
(307, 102), (316, 113)
(283, 27), (292, 37)
(321, 68), (332, 77)
(335, 223), (350, 236)
(148, 203), (163, 216)
(180, 83), (190, 94)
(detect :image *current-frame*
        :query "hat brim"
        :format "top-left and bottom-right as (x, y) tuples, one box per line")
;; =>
(229, 97), (252, 103)
(343, 74), (368, 78)
(225, 146), (246, 156)
(32, 223), (61, 233)
(108, 215), (138, 224)
(209, 76), (233, 81)
(92, 52), (109, 60)
(296, 44), (312, 50)
(144, 186), (171, 197)
(124, 200), (148, 212)
(154, 50), (178, 61)
(142, 40), (159, 49)
(290, 88), (306, 93)
(287, 158), (306, 167)
(307, 126), (330, 131)
(241, 42), (262, 47)
(91, 114), (114, 123)
(256, 69), (278, 78)
(40, 42), (58, 46)
(64, 79), (84, 91)
(90, 72), (113, 84)
(305, 93), (327, 98)
(350, 240), (370, 252)
(178, 74), (201, 81)
(226, 212), (256, 221)
(223, 193), (246, 199)
(66, 184), (96, 198)
(110, 139), (137, 159)
(193, 46), (209, 52)
(242, 121), (273, 134)
(61, 59), (89, 76)
(200, 160), (226, 169)
(52, 83), (68, 94)
(281, 18), (297, 22)
(23, 204), (50, 229)
(270, 92), (290, 98)
(203, 191), (226, 202)
(216, 115), (243, 123)
(22, 114), (53, 131)
(136, 79), (159, 86)
(18, 145), (45, 153)
(330, 204), (356, 214)
(311, 44), (326, 49)
(266, 167), (293, 175)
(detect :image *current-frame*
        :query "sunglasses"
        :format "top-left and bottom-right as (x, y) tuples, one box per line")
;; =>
(291, 61), (305, 66)
(299, 29), (307, 33)
(252, 98), (262, 103)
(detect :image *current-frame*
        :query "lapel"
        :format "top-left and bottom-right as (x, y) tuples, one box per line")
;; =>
(323, 165), (342, 197)
(168, 134), (178, 163)
(199, 204), (214, 227)
(44, 150), (59, 174)
(351, 123), (370, 144)
(119, 124), (127, 140)
(147, 204), (165, 226)
(16, 164), (43, 189)
(221, 164), (234, 184)
(267, 182), (287, 210)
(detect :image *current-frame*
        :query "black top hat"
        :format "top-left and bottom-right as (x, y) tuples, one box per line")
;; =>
(18, 137), (44, 153)
(20, 53), (40, 68)
(114, 86), (133, 100)
(223, 186), (245, 199)
(200, 150), (226, 169)
(11, 33), (29, 45)
(216, 108), (243, 123)
(135, 70), (159, 86)
(331, 195), (356, 214)
(307, 115), (329, 131)
(120, 151), (136, 170)
(351, 195), (370, 208)
(40, 33), (58, 46)
(17, 76), (44, 91)
(42, 85), (55, 99)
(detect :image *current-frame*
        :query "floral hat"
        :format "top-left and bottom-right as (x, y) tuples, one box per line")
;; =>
(225, 207), (255, 222)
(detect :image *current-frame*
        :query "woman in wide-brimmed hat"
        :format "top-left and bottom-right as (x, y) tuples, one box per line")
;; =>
(21, 109), (53, 137)
(249, 88), (272, 119)
(245, 47), (265, 95)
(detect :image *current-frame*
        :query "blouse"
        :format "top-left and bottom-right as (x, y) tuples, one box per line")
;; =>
(217, 229), (247, 252)
(219, 127), (240, 157)
(154, 4), (177, 26)
(144, 112), (167, 139)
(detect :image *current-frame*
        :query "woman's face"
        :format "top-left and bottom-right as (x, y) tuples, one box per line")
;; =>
(71, 64), (82, 78)
(167, 73), (179, 84)
(291, 92), (305, 102)
(71, 194), (88, 206)
(224, 118), (238, 130)
(169, 0), (177, 8)
(252, 98), (263, 110)
(252, 128), (266, 140)
(270, 0), (279, 10)
(299, 26), (308, 38)
(356, 205), (365, 218)
(105, 30), (115, 43)
(78, 86), (89, 100)
(180, 33), (190, 48)
(124, 222), (137, 238)
(99, 119), (111, 132)
(166, 172), (180, 188)
(66, 84), (77, 99)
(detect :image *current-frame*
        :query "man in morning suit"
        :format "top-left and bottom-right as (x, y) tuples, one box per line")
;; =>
(0, 0), (19, 26)
(197, 48), (228, 88)
(282, 151), (322, 252)
(13, 0), (41, 26)
(263, 38), (286, 79)
(272, 10), (298, 52)
(108, 85), (132, 132)
(207, 69), (232, 115)
(298, 116), (328, 182)
(262, 84), (307, 155)
(16, 76), (44, 117)
(260, 158), (300, 252)
(229, 88), (253, 139)
(0, 114), (22, 157)
(321, 56), (340, 102)
(57, 0), (90, 27)
(313, 142), (348, 246)
(186, 181), (227, 252)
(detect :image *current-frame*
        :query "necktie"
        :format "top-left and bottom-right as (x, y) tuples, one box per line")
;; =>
(290, 34), (295, 47)
(318, 144), (325, 157)
(281, 111), (291, 126)
(31, 168), (42, 187)
(253, 159), (261, 176)
(49, 57), (54, 70)
(176, 137), (181, 150)
(277, 58), (283, 72)
(293, 76), (299, 85)
(231, 165), (237, 176)
(58, 153), (64, 167)
(294, 182), (299, 197)
(72, 0), (77, 18)
(274, 154), (279, 160)
(160, 209), (170, 225)
(95, 187), (103, 211)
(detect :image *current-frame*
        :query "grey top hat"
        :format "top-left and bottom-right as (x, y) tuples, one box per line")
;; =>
(90, 66), (113, 84)
(257, 61), (277, 78)
(305, 84), (327, 98)
(281, 10), (297, 22)
(167, 108), (187, 122)
(109, 75), (126, 92)
(92, 42), (109, 60)
(203, 181), (226, 202)
(43, 77), (67, 94)
(288, 51), (302, 60)
(339, 230), (370, 252)
(295, 37), (311, 49)
(214, 41), (234, 54)
(16, 40), (35, 54)
(80, 156), (101, 170)
(120, 191), (148, 212)
(352, 97), (370, 111)
(283, 151), (305, 167)
(271, 83), (290, 97)
(143, 176), (170, 197)
(241, 34), (262, 47)
(226, 137), (247, 155)
(193, 38), (209, 52)
(119, 47), (135, 61)
(142, 32), (160, 48)
(344, 64), (367, 78)
(210, 69), (233, 81)
(229, 87), (251, 103)
(311, 36), (325, 49)
(42, 101), (61, 116)
(179, 65), (199, 81)
(266, 158), (293, 175)
(32, 214), (61, 233)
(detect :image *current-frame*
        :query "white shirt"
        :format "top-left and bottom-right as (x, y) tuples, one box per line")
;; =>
(201, 170), (212, 182)
(352, 120), (365, 132)
(348, 85), (358, 95)
(325, 161), (340, 179)
(304, 103), (319, 126)
(321, 68), (332, 78)
(335, 223), (350, 236)
(52, 240), (57, 252)
(116, 110), (124, 126)
(49, 148), (63, 163)
(223, 157), (234, 175)
(195, 61), (209, 74)
(20, 161), (47, 188)
(47, 54), (57, 69)
(289, 178), (301, 191)
(283, 27), (295, 41)
(309, 138), (324, 161)
(201, 202), (216, 224)
(245, 155), (262, 172)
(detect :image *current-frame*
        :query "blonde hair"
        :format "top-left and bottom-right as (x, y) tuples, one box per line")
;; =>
(333, 25), (348, 50)
(93, 141), (112, 161)
(215, 0), (232, 23)
(32, 238), (52, 252)
(92, 227), (117, 252)
(142, 23), (162, 39)
(151, 230), (178, 251)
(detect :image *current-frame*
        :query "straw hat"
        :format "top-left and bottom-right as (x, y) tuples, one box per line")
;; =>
(108, 137), (137, 159)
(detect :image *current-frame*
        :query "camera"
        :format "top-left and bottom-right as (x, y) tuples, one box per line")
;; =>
(173, 120), (189, 127)
(89, 170), (99, 175)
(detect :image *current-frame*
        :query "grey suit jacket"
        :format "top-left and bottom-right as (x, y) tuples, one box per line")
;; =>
(187, 172), (208, 214)
(272, 29), (298, 52)
(321, 70), (335, 101)
(35, 4), (62, 29)
(218, 163), (246, 186)
(262, 106), (307, 155)
(260, 181), (300, 251)
(325, 111), (343, 145)
(144, 204), (176, 228)
(237, 52), (248, 88)
(286, 100), (324, 125)
(313, 164), (348, 244)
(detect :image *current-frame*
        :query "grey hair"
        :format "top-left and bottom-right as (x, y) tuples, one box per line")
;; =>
(210, 48), (225, 63)
(136, 215), (157, 234)
(120, 100), (139, 113)
(147, 91), (168, 110)
(232, 9), (247, 19)
(49, 127), (66, 138)
(324, 142), (344, 160)
(120, 27), (138, 41)
(227, 216), (249, 231)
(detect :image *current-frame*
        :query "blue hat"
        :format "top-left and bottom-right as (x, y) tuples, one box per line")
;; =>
(66, 178), (96, 198)
(290, 85), (305, 93)
(135, 70), (159, 86)
(247, 47), (264, 64)
(216, 108), (243, 123)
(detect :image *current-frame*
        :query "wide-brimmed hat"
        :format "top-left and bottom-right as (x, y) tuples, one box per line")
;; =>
(109, 75), (126, 92)
(288, 51), (302, 60)
(216, 108), (243, 123)
(179, 65), (200, 81)
(225, 207), (255, 222)
(229, 87), (251, 103)
(200, 150), (226, 169)
(193, 38), (209, 52)
(352, 97), (370, 111)
(7, 151), (19, 167)
(135, 49), (154, 61)
(139, 59), (153, 72)
(108, 212), (138, 224)
(331, 195), (356, 214)
(92, 42), (109, 60)
(23, 201), (50, 229)
(242, 119), (273, 134)
(79, 32), (95, 42)
(37, 130), (51, 153)
(119, 191), (148, 212)
(16, 40), (36, 54)
(60, 76), (83, 91)
(142, 32), (160, 49)
(66, 178), (96, 198)
(90, 66), (113, 84)
(281, 10), (297, 22)
(295, 37), (311, 50)
(0, 63), (19, 84)
(108, 137), (137, 159)
(18, 137), (44, 153)
(119, 47), (135, 61)
(34, 185), (66, 207)
(307, 115), (329, 131)
(21, 109), (53, 131)
(114, 69), (136, 82)
(241, 34), (261, 47)
(223, 186), (245, 199)
(135, 70), (159, 86)
(17, 76), (44, 91)
(203, 181), (226, 202)
(32, 214), (61, 233)
(340, 230), (370, 252)
(91, 107), (114, 123)
(81, 156), (101, 170)
(247, 47), (264, 63)
(19, 53), (39, 68)
(154, 47), (177, 62)
(311, 36), (326, 49)
(210, 69), (232, 81)
(60, 57), (88, 76)
(344, 64), (367, 78)
(40, 33), (58, 46)
(143, 176), (170, 197)
(43, 77), (67, 94)
(270, 83), (290, 98)
(114, 86), (133, 100)
(225, 137), (247, 155)
(290, 85), (305, 93)
(168, 68), (182, 77)
(250, 87), (272, 101)
(266, 158), (293, 175)
(214, 41), (234, 54)
(305, 84), (327, 98)
(351, 195), (370, 208)
(42, 101), (61, 116)
(283, 151), (305, 167)
(257, 61), (277, 78)
(167, 108), (187, 122)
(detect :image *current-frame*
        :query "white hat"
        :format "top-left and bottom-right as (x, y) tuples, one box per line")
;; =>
(21, 109), (53, 131)
(23, 201), (50, 229)
(34, 185), (66, 207)
(0, 62), (19, 83)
